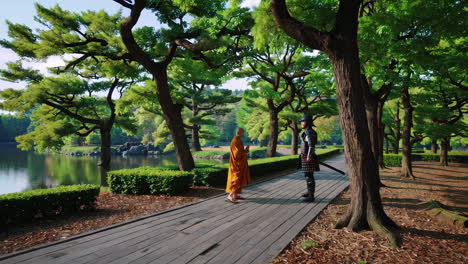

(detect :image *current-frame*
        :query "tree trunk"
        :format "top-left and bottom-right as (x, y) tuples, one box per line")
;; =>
(377, 101), (386, 168)
(385, 136), (390, 154)
(118, 4), (194, 172)
(400, 86), (415, 180)
(330, 45), (399, 246)
(392, 103), (401, 154)
(431, 138), (438, 153)
(191, 125), (202, 152)
(267, 105), (279, 157)
(291, 121), (299, 155)
(440, 137), (449, 166)
(153, 68), (195, 171)
(98, 126), (112, 186)
(364, 93), (380, 168)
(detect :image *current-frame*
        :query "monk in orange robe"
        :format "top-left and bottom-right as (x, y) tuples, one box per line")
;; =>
(226, 128), (251, 203)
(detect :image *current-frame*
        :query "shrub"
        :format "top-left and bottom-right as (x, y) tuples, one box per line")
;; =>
(383, 154), (402, 167)
(107, 168), (193, 195)
(0, 184), (100, 225)
(249, 147), (268, 158)
(383, 152), (468, 166)
(193, 167), (228, 186)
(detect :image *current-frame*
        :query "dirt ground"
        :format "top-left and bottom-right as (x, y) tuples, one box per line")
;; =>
(273, 161), (468, 264)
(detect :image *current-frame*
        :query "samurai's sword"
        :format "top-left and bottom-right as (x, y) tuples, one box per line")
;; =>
(318, 161), (346, 175)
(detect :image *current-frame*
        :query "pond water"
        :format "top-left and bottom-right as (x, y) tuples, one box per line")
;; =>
(0, 143), (224, 195)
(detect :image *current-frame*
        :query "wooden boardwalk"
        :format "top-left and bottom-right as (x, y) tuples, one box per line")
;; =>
(0, 154), (348, 264)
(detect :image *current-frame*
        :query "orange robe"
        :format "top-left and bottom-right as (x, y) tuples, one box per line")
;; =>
(226, 135), (251, 193)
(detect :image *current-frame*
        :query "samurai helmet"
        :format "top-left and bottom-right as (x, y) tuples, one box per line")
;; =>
(299, 114), (315, 126)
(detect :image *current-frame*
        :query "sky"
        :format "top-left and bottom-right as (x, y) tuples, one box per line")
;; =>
(0, 0), (261, 114)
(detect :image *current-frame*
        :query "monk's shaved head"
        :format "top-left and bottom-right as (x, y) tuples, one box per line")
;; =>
(237, 128), (245, 137)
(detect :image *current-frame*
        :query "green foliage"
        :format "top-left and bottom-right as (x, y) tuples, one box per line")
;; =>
(107, 168), (193, 195)
(298, 240), (320, 250)
(192, 167), (228, 186)
(0, 114), (31, 142)
(249, 147), (268, 158)
(85, 132), (101, 145)
(315, 116), (340, 143)
(0, 5), (140, 156)
(0, 184), (100, 224)
(383, 153), (468, 166)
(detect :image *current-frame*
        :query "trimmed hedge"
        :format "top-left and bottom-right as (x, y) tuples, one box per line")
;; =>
(0, 184), (100, 224)
(197, 148), (341, 187)
(193, 167), (228, 187)
(249, 147), (268, 158)
(107, 168), (193, 195)
(108, 148), (341, 194)
(384, 153), (468, 166)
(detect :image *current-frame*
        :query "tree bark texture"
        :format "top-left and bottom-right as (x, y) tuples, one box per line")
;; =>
(364, 94), (380, 167)
(400, 86), (415, 179)
(431, 138), (438, 153)
(267, 105), (279, 157)
(154, 68), (195, 171)
(440, 137), (449, 166)
(98, 125), (112, 186)
(290, 120), (299, 155)
(392, 104), (401, 154)
(377, 101), (386, 168)
(191, 125), (202, 152)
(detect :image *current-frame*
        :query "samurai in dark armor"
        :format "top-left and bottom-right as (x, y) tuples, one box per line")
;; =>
(299, 114), (319, 202)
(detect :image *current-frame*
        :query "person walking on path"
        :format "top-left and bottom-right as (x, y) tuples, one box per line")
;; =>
(299, 115), (318, 202)
(226, 128), (251, 203)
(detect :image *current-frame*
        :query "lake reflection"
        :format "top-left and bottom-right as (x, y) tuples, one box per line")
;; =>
(0, 143), (223, 195)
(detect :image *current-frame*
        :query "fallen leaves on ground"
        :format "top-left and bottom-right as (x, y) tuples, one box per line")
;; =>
(273, 161), (468, 264)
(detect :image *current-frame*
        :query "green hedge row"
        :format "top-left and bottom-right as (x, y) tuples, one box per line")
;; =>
(194, 148), (341, 188)
(384, 153), (468, 167)
(0, 184), (100, 225)
(249, 147), (268, 158)
(107, 168), (193, 195)
(108, 148), (341, 194)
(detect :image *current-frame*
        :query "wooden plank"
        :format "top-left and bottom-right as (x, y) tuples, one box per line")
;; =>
(159, 174), (342, 264)
(192, 174), (344, 264)
(77, 178), (303, 264)
(14, 174), (296, 264)
(6, 174), (293, 264)
(236, 178), (349, 264)
(106, 174), (307, 264)
(189, 173), (343, 264)
(250, 181), (349, 264)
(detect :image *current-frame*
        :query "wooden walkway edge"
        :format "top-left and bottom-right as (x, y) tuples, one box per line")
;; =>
(0, 154), (349, 264)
